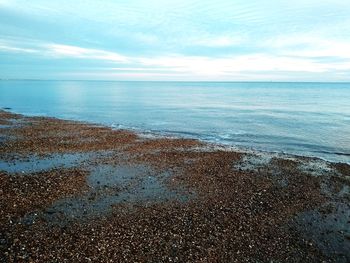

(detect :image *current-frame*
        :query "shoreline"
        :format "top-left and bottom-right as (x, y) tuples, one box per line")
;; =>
(1, 110), (349, 262)
(3, 108), (350, 165)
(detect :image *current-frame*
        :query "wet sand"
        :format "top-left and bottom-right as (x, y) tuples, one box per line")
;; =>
(0, 110), (349, 262)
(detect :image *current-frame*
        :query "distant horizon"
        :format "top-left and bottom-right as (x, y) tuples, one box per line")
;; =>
(1, 79), (350, 84)
(1, 1), (350, 82)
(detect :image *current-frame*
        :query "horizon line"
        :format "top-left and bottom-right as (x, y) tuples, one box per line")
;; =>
(1, 78), (350, 84)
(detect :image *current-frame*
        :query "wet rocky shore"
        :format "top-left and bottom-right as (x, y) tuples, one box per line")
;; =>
(0, 110), (349, 262)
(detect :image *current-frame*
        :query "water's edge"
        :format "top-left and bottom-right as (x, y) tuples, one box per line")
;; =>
(3, 108), (349, 165)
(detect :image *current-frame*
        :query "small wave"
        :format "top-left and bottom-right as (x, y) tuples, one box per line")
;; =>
(109, 123), (350, 163)
(311, 150), (350, 157)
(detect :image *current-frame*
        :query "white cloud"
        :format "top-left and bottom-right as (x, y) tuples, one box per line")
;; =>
(0, 44), (37, 53)
(110, 67), (184, 72)
(46, 44), (129, 62)
(138, 54), (333, 75)
(263, 34), (350, 59)
(2, 38), (350, 80)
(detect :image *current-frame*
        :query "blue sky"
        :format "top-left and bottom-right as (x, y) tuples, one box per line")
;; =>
(1, 0), (350, 81)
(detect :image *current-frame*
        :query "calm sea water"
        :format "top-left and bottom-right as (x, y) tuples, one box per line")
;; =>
(0, 80), (349, 163)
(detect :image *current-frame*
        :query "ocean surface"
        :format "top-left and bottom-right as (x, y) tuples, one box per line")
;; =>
(0, 80), (349, 163)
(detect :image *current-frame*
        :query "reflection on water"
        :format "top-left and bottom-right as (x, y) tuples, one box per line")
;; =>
(23, 164), (189, 225)
(0, 152), (95, 174)
(0, 80), (349, 163)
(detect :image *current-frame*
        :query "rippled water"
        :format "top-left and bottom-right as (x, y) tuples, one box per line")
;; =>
(0, 80), (349, 163)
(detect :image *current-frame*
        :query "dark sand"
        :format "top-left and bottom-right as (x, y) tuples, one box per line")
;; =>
(0, 110), (349, 262)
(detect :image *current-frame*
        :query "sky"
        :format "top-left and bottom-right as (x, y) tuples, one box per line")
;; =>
(0, 0), (350, 81)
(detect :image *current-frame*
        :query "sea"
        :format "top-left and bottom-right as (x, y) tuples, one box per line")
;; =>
(0, 80), (349, 163)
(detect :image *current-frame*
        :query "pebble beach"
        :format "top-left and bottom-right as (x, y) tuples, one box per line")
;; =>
(0, 109), (349, 262)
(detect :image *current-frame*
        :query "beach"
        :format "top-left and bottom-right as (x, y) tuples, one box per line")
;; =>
(0, 109), (349, 262)
(2, 0), (350, 261)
